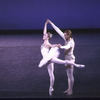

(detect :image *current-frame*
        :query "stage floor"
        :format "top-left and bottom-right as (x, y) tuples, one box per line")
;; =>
(0, 32), (100, 98)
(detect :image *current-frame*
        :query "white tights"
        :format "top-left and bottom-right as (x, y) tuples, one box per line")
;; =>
(39, 56), (85, 68)
(51, 57), (77, 66)
(47, 63), (55, 90)
(39, 47), (85, 68)
(66, 67), (74, 93)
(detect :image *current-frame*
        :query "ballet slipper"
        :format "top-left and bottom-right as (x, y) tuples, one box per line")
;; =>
(49, 88), (54, 96)
(75, 64), (85, 68)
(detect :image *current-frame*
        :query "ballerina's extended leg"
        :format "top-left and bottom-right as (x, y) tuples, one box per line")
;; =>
(51, 57), (85, 68)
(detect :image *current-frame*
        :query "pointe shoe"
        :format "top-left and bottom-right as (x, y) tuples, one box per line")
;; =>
(76, 64), (85, 68)
(49, 88), (54, 96)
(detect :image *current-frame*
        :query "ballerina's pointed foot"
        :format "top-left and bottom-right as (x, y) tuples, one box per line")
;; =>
(76, 64), (85, 68)
(49, 88), (54, 96)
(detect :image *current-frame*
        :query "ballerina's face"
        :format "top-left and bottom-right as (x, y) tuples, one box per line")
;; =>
(43, 33), (49, 40)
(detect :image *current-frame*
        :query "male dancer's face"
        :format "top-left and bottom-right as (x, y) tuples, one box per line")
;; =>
(64, 33), (70, 40)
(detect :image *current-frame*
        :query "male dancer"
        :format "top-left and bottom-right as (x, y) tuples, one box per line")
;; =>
(47, 19), (85, 95)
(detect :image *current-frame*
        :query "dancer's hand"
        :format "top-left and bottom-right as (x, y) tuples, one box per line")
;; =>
(58, 44), (62, 48)
(45, 21), (48, 24)
(47, 19), (51, 23)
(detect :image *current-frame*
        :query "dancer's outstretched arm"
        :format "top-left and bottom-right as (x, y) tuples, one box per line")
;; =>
(43, 20), (60, 48)
(43, 21), (48, 35)
(58, 44), (71, 50)
(47, 19), (66, 41)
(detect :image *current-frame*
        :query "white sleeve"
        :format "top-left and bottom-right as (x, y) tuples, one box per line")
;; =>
(50, 22), (66, 41)
(60, 44), (71, 50)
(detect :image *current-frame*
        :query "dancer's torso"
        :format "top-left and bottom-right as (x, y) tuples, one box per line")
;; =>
(65, 38), (75, 60)
(41, 42), (60, 59)
(41, 43), (50, 58)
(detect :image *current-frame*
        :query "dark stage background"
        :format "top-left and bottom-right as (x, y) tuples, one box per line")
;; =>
(0, 0), (100, 30)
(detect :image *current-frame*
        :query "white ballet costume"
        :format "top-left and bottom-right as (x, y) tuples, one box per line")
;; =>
(38, 46), (60, 67)
(41, 45), (49, 58)
(40, 44), (55, 96)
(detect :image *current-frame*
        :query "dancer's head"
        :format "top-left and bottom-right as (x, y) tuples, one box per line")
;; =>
(43, 32), (53, 40)
(64, 30), (72, 40)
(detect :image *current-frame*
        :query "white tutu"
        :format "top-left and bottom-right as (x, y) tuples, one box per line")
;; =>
(38, 47), (60, 67)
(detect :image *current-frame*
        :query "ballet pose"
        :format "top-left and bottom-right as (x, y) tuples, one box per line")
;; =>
(40, 21), (59, 96)
(47, 19), (85, 95)
(39, 20), (85, 96)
